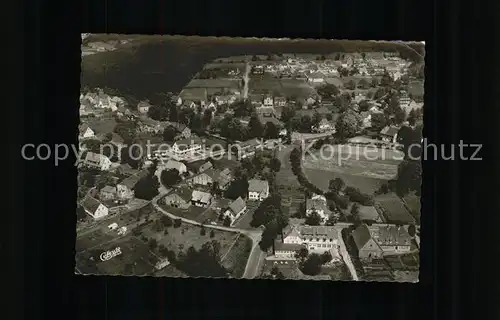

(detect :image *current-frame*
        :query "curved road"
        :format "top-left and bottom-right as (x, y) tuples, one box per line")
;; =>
(151, 192), (266, 279)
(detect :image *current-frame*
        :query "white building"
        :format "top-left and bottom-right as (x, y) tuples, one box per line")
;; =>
(79, 124), (95, 139)
(282, 225), (340, 257)
(172, 137), (203, 160)
(82, 152), (112, 171)
(191, 190), (212, 207)
(248, 179), (269, 201)
(305, 194), (329, 223)
(82, 196), (109, 220)
(263, 96), (273, 107)
(163, 160), (187, 175)
(223, 197), (247, 225)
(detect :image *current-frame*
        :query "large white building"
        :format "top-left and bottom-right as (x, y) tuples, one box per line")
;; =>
(273, 225), (341, 261)
(82, 152), (112, 171)
(172, 137), (203, 160)
(305, 194), (330, 223)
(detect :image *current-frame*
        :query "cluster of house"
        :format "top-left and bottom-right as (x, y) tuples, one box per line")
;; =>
(251, 53), (409, 83)
(176, 88), (240, 111)
(80, 164), (149, 220)
(79, 89), (129, 116)
(351, 223), (413, 260)
(161, 158), (270, 226)
(271, 222), (413, 262)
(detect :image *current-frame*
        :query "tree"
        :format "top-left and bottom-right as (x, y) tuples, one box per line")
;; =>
(147, 105), (169, 121)
(316, 83), (340, 98)
(371, 113), (389, 132)
(248, 113), (263, 139)
(152, 219), (164, 232)
(224, 177), (249, 200)
(371, 77), (379, 88)
(280, 106), (296, 124)
(270, 266), (285, 279)
(305, 211), (322, 226)
(148, 238), (158, 250)
(263, 122), (279, 139)
(269, 158), (281, 172)
(200, 226), (206, 236)
(173, 218), (182, 228)
(329, 178), (345, 193)
(295, 247), (309, 262)
(223, 216), (232, 227)
(168, 105), (179, 122)
(175, 241), (228, 278)
(406, 225), (417, 238)
(202, 109), (213, 128)
(350, 203), (360, 222)
(321, 251), (333, 264)
(160, 168), (182, 188)
(300, 253), (322, 276)
(162, 126), (178, 142)
(325, 215), (338, 226)
(345, 80), (356, 90)
(380, 70), (394, 87)
(335, 110), (362, 141)
(258, 219), (279, 252)
(358, 100), (371, 112)
(209, 230), (215, 238)
(161, 215), (173, 227)
(133, 174), (160, 200)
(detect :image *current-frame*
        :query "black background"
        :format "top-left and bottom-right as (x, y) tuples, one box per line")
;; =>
(9, 0), (499, 318)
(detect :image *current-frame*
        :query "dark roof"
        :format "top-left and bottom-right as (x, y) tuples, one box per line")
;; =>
(299, 226), (338, 240)
(380, 126), (400, 137)
(228, 197), (246, 214)
(274, 241), (305, 252)
(169, 122), (188, 132)
(118, 170), (148, 189)
(171, 187), (193, 202)
(82, 196), (103, 213)
(351, 224), (373, 250)
(371, 226), (412, 247)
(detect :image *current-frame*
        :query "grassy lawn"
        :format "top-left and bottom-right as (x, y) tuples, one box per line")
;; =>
(375, 193), (416, 224)
(221, 234), (253, 278)
(138, 222), (239, 258)
(403, 192), (421, 221)
(75, 235), (159, 276)
(249, 78), (283, 93)
(303, 167), (386, 195)
(279, 79), (316, 98)
(321, 261), (353, 281)
(75, 229), (116, 253)
(159, 203), (207, 222)
(186, 78), (241, 89)
(392, 271), (419, 282)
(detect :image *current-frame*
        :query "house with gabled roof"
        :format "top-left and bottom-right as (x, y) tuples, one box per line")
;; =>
(82, 196), (109, 220)
(272, 225), (341, 259)
(163, 159), (187, 175)
(99, 185), (117, 201)
(248, 179), (269, 201)
(380, 126), (400, 143)
(79, 124), (95, 139)
(191, 190), (212, 208)
(82, 152), (112, 171)
(116, 170), (149, 200)
(223, 197), (247, 225)
(351, 224), (412, 260)
(162, 187), (192, 209)
(188, 168), (218, 186)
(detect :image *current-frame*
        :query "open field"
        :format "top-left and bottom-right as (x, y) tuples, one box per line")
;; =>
(375, 193), (416, 224)
(303, 168), (387, 195)
(179, 87), (209, 101)
(249, 78), (282, 93)
(221, 234), (253, 278)
(280, 78), (316, 97)
(186, 78), (241, 89)
(204, 62), (246, 70)
(75, 235), (159, 275)
(248, 77), (316, 98)
(403, 192), (421, 219)
(75, 229), (117, 253)
(138, 222), (238, 258)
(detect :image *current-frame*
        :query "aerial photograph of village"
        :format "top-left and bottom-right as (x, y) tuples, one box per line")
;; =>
(76, 34), (424, 282)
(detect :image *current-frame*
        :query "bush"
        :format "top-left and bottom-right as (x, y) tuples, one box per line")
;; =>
(210, 230), (215, 238)
(173, 218), (182, 228)
(200, 227), (206, 236)
(161, 215), (173, 227)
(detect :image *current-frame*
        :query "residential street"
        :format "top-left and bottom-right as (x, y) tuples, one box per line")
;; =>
(337, 231), (359, 281)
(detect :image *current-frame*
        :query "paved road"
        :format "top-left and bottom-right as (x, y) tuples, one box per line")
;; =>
(337, 232), (359, 281)
(151, 192), (265, 279)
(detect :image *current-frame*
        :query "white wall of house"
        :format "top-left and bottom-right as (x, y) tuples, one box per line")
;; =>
(90, 204), (109, 219)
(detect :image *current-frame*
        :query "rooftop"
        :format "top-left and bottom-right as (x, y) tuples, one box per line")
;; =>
(248, 179), (269, 193)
